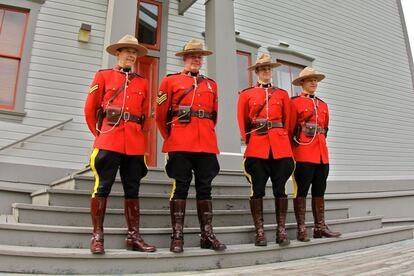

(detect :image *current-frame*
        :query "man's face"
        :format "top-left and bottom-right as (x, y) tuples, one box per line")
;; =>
(301, 78), (318, 93)
(183, 54), (203, 72)
(256, 66), (273, 82)
(117, 48), (138, 68)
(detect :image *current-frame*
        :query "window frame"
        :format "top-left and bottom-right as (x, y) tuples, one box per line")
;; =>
(0, 6), (29, 110)
(0, 0), (45, 121)
(268, 44), (314, 97)
(135, 0), (162, 51)
(275, 60), (305, 97)
(236, 50), (252, 89)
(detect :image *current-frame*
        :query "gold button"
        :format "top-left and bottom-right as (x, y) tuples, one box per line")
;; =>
(127, 96), (129, 99)
(126, 107), (129, 110)
(112, 88), (115, 90)
(139, 92), (142, 95)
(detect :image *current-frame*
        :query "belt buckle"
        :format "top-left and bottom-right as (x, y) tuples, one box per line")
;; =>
(267, 121), (273, 129)
(198, 109), (205, 118)
(123, 112), (130, 122)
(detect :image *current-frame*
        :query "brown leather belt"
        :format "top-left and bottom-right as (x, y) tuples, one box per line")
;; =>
(107, 111), (144, 124)
(252, 121), (284, 129)
(302, 125), (328, 134)
(172, 109), (216, 120)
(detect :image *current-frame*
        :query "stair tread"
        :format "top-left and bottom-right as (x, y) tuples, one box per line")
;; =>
(12, 202), (349, 213)
(0, 226), (411, 258)
(0, 216), (383, 233)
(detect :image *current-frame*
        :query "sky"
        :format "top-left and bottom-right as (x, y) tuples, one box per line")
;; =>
(401, 0), (414, 58)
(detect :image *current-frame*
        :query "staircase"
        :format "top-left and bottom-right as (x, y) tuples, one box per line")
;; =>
(0, 169), (412, 274)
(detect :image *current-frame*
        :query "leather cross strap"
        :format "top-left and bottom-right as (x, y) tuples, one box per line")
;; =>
(175, 76), (205, 106)
(254, 87), (277, 118)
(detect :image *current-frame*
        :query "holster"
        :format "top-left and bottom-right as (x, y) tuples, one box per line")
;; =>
(96, 107), (105, 133)
(106, 106), (122, 125)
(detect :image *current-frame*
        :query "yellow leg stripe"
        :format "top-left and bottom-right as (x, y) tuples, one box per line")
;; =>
(288, 160), (297, 196)
(242, 158), (254, 198)
(90, 148), (100, 198)
(292, 174), (298, 199)
(170, 179), (177, 201)
(144, 155), (148, 170)
(165, 153), (177, 201)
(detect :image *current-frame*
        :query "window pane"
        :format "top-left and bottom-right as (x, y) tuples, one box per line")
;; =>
(291, 67), (302, 96)
(0, 58), (19, 107)
(275, 64), (292, 96)
(237, 52), (250, 91)
(0, 9), (26, 56)
(138, 2), (158, 46)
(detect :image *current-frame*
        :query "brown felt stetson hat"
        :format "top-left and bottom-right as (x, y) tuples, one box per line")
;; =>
(106, 34), (148, 56)
(292, 67), (326, 86)
(175, 38), (213, 57)
(248, 53), (282, 71)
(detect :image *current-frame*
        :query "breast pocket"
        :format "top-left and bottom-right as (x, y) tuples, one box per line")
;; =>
(198, 89), (215, 108)
(269, 100), (282, 120)
(131, 90), (145, 107)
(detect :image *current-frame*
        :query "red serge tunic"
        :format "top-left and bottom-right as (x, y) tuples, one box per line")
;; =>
(155, 71), (219, 154)
(290, 92), (330, 164)
(84, 66), (149, 155)
(237, 84), (293, 159)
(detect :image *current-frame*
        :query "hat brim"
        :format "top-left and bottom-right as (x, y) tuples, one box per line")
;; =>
(248, 62), (282, 71)
(106, 43), (148, 56)
(292, 74), (325, 86)
(175, 49), (213, 57)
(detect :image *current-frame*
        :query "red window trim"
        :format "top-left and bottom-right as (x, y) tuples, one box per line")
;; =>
(0, 6), (29, 110)
(237, 50), (252, 87)
(276, 60), (305, 96)
(136, 0), (162, 51)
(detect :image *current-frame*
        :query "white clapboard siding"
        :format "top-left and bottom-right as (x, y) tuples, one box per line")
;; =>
(0, 0), (107, 169)
(231, 0), (414, 180)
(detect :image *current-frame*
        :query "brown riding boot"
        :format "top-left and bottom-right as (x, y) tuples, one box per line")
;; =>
(293, 197), (310, 242)
(90, 196), (107, 254)
(197, 199), (226, 251)
(275, 197), (290, 246)
(124, 199), (156, 252)
(312, 197), (341, 238)
(170, 199), (186, 253)
(249, 198), (267, 246)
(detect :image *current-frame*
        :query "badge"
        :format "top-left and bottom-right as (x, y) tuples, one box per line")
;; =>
(89, 84), (99, 94)
(156, 91), (168, 105)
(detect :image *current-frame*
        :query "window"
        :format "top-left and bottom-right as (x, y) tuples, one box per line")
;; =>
(136, 0), (162, 51)
(275, 61), (304, 97)
(0, 6), (28, 110)
(236, 50), (252, 91)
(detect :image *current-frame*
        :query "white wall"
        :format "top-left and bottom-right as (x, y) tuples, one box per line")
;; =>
(0, 0), (108, 169)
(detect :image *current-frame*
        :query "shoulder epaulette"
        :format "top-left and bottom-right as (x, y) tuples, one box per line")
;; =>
(316, 96), (325, 103)
(98, 68), (112, 72)
(290, 96), (300, 100)
(240, 86), (254, 93)
(167, 72), (180, 77)
(203, 76), (216, 82)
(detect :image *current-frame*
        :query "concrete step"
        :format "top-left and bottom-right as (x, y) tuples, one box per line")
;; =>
(0, 216), (382, 249)
(12, 203), (349, 228)
(32, 188), (278, 210)
(0, 185), (32, 214)
(51, 175), (259, 196)
(0, 226), (411, 274)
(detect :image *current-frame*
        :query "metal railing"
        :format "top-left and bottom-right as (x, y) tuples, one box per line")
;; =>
(0, 118), (73, 152)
